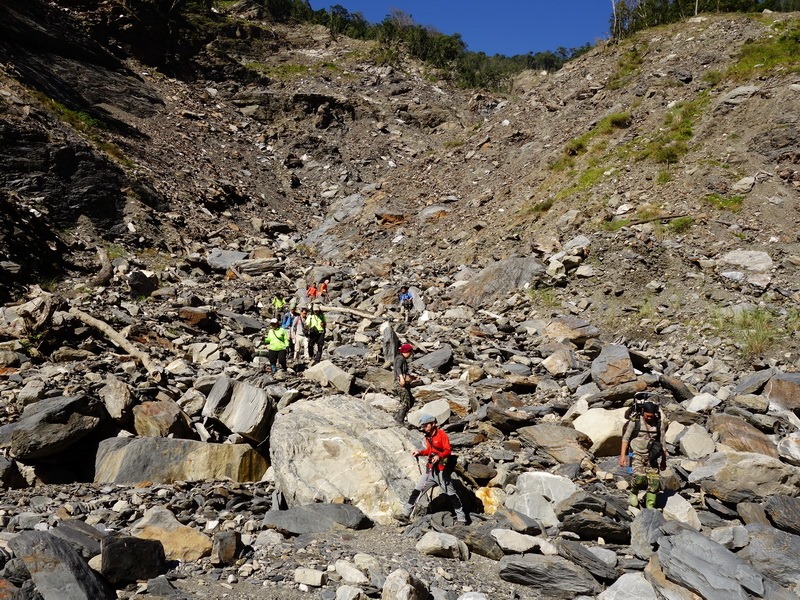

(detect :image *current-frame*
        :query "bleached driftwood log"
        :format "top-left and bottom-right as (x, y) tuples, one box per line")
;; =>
(67, 306), (163, 381)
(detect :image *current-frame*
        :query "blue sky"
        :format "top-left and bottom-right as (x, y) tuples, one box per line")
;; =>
(307, 1), (613, 56)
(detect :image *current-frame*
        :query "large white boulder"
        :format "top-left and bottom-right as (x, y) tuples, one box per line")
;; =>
(270, 395), (420, 525)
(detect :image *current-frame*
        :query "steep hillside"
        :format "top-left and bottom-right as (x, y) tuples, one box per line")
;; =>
(1, 4), (800, 600)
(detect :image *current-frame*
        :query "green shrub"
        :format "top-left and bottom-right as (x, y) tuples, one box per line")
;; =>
(729, 20), (800, 79)
(656, 170), (672, 184)
(702, 70), (725, 86)
(667, 216), (693, 233)
(711, 306), (779, 358)
(526, 287), (560, 308)
(705, 193), (744, 211)
(608, 45), (646, 90)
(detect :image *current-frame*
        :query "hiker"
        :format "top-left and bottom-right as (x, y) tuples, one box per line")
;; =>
(319, 279), (329, 302)
(397, 285), (413, 321)
(291, 306), (310, 362)
(281, 307), (296, 356)
(271, 294), (286, 318)
(306, 282), (318, 302)
(262, 318), (289, 374)
(397, 414), (467, 524)
(393, 343), (418, 424)
(619, 398), (668, 509)
(305, 305), (326, 365)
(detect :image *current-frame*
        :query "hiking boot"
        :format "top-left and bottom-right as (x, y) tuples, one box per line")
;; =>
(628, 492), (639, 508)
(645, 492), (657, 509)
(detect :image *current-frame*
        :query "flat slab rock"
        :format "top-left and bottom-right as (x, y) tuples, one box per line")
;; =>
(262, 503), (372, 534)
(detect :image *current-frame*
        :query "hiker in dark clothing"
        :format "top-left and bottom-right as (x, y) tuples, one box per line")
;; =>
(619, 400), (668, 509)
(393, 343), (417, 424)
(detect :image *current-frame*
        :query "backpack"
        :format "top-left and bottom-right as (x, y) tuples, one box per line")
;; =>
(624, 392), (663, 467)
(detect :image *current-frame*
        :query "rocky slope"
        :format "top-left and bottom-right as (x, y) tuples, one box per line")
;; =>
(0, 1), (799, 599)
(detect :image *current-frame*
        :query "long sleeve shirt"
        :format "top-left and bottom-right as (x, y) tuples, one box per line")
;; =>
(418, 428), (452, 471)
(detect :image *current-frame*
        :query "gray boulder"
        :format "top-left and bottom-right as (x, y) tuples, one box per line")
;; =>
(498, 555), (601, 597)
(765, 495), (800, 535)
(413, 344), (454, 373)
(11, 395), (107, 461)
(262, 504), (371, 534)
(598, 572), (658, 599)
(688, 451), (800, 503)
(303, 360), (354, 394)
(8, 531), (115, 600)
(270, 396), (420, 524)
(591, 344), (636, 390)
(100, 535), (167, 585)
(657, 529), (764, 599)
(517, 424), (593, 465)
(764, 373), (800, 412)
(94, 436), (267, 483)
(737, 524), (800, 590)
(630, 509), (667, 560)
(202, 375), (276, 443)
(454, 256), (545, 308)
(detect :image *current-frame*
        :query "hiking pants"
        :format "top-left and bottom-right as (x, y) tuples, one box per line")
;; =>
(293, 334), (309, 362)
(393, 384), (414, 424)
(403, 468), (465, 522)
(308, 330), (325, 363)
(267, 349), (287, 373)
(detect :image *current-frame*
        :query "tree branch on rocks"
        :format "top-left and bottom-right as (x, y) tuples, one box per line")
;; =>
(67, 306), (164, 381)
(627, 213), (688, 226)
(89, 246), (113, 287)
(316, 304), (377, 320)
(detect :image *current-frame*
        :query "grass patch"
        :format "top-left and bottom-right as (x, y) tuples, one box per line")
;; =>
(638, 297), (658, 320)
(528, 197), (556, 213)
(29, 90), (133, 166)
(729, 19), (800, 79)
(106, 245), (126, 260)
(554, 166), (607, 202)
(30, 90), (103, 133)
(702, 69), (725, 86)
(710, 306), (779, 358)
(656, 170), (672, 184)
(443, 139), (466, 149)
(667, 216), (694, 234)
(608, 44), (646, 90)
(637, 93), (709, 164)
(526, 287), (560, 309)
(248, 62), (311, 78)
(786, 308), (800, 332)
(559, 112), (632, 161)
(602, 219), (631, 232)
(705, 193), (744, 212)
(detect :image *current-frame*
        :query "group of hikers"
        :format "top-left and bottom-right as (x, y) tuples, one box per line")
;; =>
(260, 283), (416, 375)
(261, 285), (329, 374)
(262, 280), (669, 524)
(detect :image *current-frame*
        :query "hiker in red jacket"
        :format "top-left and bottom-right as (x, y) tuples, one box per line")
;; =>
(397, 414), (467, 524)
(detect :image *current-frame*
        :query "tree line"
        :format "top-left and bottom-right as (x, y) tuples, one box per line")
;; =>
(611, 0), (800, 40)
(148, 0), (799, 89)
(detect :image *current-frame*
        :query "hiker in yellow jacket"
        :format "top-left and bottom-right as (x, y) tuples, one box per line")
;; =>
(305, 306), (327, 365)
(263, 318), (289, 374)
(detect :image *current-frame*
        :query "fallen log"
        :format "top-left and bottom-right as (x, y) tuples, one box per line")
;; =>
(89, 246), (112, 287)
(67, 306), (164, 381)
(316, 304), (377, 320)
